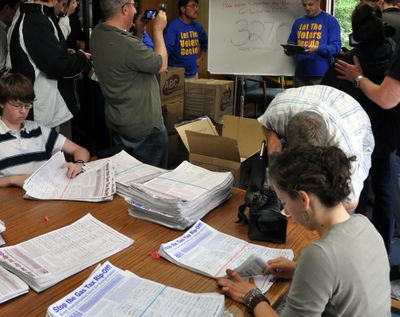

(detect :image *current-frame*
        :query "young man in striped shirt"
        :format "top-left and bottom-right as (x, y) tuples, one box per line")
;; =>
(0, 73), (89, 187)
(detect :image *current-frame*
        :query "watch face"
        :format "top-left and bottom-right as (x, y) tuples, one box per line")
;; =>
(354, 75), (363, 88)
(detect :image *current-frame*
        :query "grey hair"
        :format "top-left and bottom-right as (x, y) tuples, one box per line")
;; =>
(286, 111), (329, 148)
(100, 0), (127, 19)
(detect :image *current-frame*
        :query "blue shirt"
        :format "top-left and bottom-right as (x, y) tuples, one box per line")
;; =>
(288, 11), (341, 77)
(164, 18), (208, 77)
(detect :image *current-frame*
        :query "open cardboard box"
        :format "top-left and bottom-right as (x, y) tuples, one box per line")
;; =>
(175, 115), (265, 188)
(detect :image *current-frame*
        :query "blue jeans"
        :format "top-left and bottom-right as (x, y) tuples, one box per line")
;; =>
(114, 124), (168, 168)
(392, 150), (400, 235)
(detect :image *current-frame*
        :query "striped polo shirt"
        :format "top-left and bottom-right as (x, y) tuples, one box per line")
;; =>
(0, 119), (66, 176)
(258, 85), (374, 204)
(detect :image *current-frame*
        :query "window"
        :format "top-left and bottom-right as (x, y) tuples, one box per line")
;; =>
(334, 0), (360, 49)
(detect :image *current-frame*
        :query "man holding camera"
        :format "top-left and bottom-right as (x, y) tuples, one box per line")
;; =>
(90, 0), (168, 168)
(164, 0), (208, 78)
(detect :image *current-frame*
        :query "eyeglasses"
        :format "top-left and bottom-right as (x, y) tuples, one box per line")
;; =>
(186, 4), (199, 9)
(7, 101), (33, 111)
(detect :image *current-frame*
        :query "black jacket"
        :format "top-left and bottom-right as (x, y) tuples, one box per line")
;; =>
(10, 3), (88, 117)
(322, 40), (398, 157)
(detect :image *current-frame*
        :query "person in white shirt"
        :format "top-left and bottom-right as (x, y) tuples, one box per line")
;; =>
(258, 85), (374, 211)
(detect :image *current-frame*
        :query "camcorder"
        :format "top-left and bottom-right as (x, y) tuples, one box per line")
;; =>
(144, 10), (157, 20)
(143, 3), (167, 21)
(237, 141), (287, 244)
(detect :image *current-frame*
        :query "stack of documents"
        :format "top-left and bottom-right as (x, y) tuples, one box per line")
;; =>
(0, 214), (134, 292)
(126, 161), (234, 230)
(83, 150), (166, 198)
(0, 265), (29, 304)
(23, 152), (116, 202)
(159, 221), (294, 293)
(46, 261), (226, 317)
(0, 219), (4, 246)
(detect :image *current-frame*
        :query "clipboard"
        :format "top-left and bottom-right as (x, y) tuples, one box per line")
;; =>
(281, 44), (305, 54)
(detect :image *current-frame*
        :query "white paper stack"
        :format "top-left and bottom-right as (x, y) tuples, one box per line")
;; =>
(0, 265), (29, 304)
(0, 214), (134, 292)
(159, 221), (294, 293)
(83, 150), (166, 198)
(126, 161), (234, 230)
(46, 261), (225, 317)
(23, 152), (116, 202)
(0, 220), (5, 246)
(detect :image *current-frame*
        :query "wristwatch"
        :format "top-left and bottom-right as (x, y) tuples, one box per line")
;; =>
(354, 75), (364, 88)
(244, 288), (270, 315)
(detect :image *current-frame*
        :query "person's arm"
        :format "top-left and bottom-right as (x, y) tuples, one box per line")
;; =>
(216, 270), (279, 317)
(61, 139), (90, 179)
(263, 127), (283, 156)
(152, 11), (168, 73)
(335, 56), (400, 109)
(0, 175), (28, 188)
(198, 24), (208, 53)
(23, 15), (89, 79)
(263, 257), (296, 279)
(216, 257), (295, 316)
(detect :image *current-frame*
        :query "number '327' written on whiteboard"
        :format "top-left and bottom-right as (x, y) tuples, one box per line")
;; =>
(230, 19), (289, 51)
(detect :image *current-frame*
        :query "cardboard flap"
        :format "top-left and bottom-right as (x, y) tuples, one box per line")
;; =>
(186, 131), (241, 162)
(222, 115), (265, 158)
(175, 117), (218, 151)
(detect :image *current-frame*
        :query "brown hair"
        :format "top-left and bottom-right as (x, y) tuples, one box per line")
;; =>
(0, 73), (35, 104)
(269, 145), (354, 207)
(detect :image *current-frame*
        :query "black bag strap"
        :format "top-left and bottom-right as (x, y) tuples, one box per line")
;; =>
(236, 203), (248, 224)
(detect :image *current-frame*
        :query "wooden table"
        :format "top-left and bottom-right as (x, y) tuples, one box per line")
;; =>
(0, 187), (318, 316)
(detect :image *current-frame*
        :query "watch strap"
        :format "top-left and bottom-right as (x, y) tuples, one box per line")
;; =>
(244, 288), (270, 315)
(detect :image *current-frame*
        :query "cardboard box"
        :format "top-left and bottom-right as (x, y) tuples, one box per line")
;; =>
(184, 79), (234, 123)
(175, 115), (265, 188)
(158, 67), (185, 101)
(162, 95), (184, 134)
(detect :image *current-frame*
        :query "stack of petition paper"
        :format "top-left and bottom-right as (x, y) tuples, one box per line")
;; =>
(0, 220), (4, 246)
(126, 161), (234, 230)
(159, 221), (294, 293)
(46, 261), (226, 317)
(0, 266), (29, 304)
(0, 214), (133, 292)
(23, 152), (115, 202)
(83, 150), (166, 198)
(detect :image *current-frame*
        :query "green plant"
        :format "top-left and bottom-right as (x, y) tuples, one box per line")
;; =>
(334, 0), (359, 49)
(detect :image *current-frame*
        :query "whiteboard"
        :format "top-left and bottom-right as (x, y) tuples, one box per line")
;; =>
(208, 0), (304, 76)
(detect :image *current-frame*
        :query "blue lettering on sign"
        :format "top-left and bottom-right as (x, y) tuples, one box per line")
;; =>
(84, 281), (96, 289)
(66, 296), (77, 304)
(52, 303), (68, 313)
(75, 288), (87, 297)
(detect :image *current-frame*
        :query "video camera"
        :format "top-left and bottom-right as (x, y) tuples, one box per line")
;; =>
(237, 141), (287, 244)
(143, 3), (167, 20)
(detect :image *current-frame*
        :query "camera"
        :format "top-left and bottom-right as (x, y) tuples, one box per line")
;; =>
(144, 9), (157, 20)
